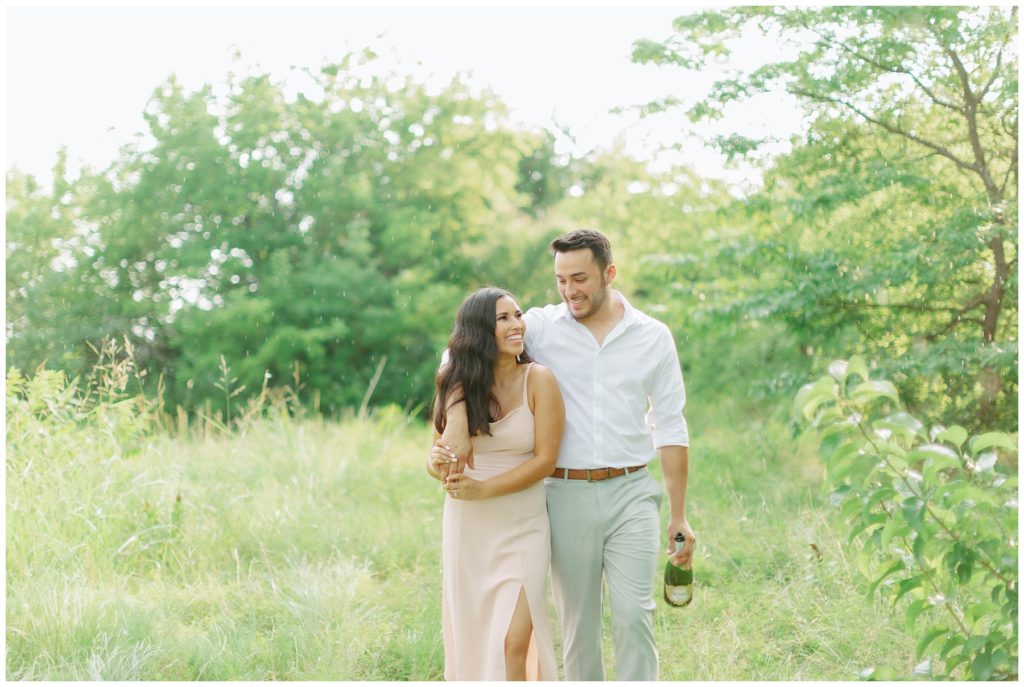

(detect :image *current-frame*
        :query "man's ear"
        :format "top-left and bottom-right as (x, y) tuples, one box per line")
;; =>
(606, 263), (617, 285)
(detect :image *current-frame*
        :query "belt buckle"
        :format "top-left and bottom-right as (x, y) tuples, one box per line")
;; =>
(585, 468), (596, 482)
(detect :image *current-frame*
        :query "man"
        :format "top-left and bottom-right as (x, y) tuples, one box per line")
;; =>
(439, 229), (695, 681)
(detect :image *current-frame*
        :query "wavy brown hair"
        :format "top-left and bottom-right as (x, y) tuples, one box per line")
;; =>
(433, 286), (532, 436)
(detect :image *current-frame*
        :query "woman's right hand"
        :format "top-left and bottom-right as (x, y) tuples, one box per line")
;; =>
(430, 444), (458, 482)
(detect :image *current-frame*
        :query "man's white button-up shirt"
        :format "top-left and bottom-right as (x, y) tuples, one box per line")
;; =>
(524, 291), (689, 470)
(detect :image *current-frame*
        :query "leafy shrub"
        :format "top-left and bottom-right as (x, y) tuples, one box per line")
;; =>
(796, 357), (1018, 680)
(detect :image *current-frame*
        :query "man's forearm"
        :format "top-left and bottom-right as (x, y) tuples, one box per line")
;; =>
(442, 401), (469, 436)
(659, 444), (689, 520)
(438, 401), (473, 471)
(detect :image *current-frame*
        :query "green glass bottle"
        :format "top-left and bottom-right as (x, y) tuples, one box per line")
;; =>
(663, 532), (693, 607)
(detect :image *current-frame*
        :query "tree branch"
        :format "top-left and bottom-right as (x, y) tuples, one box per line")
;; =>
(789, 86), (981, 175)
(978, 7), (1017, 101)
(832, 294), (992, 341)
(837, 300), (974, 314)
(941, 44), (978, 106)
(924, 317), (986, 342)
(929, 25), (1002, 201)
(806, 26), (964, 114)
(978, 45), (1007, 103)
(999, 139), (1017, 197)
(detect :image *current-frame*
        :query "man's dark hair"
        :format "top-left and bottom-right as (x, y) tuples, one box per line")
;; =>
(550, 229), (613, 271)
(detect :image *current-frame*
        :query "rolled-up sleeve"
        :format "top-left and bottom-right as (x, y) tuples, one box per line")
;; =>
(646, 327), (689, 448)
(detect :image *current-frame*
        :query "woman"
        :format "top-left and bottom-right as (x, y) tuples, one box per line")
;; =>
(426, 286), (565, 681)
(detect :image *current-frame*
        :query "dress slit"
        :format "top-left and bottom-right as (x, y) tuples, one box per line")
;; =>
(500, 584), (541, 680)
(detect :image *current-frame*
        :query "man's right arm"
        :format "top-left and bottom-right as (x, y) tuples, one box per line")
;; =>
(438, 401), (474, 473)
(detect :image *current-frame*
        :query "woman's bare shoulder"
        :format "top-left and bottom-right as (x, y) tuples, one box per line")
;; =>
(528, 363), (559, 390)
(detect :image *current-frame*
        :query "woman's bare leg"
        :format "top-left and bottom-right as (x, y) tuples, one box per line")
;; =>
(504, 587), (533, 681)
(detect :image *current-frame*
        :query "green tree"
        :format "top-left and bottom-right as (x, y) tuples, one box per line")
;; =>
(634, 6), (1018, 427)
(6, 56), (555, 415)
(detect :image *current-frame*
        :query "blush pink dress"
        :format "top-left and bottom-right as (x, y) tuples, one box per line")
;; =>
(441, 363), (557, 681)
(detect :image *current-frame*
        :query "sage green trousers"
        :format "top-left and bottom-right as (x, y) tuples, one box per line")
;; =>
(545, 468), (663, 681)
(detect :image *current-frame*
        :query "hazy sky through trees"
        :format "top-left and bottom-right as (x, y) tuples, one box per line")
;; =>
(6, 4), (802, 191)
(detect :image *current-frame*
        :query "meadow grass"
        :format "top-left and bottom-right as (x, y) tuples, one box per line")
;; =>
(6, 375), (917, 680)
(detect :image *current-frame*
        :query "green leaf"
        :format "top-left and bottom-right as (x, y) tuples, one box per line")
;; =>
(880, 511), (904, 550)
(840, 492), (864, 520)
(907, 442), (959, 463)
(965, 634), (987, 652)
(847, 513), (887, 544)
(901, 496), (925, 532)
(868, 560), (905, 598)
(944, 651), (970, 673)
(916, 626), (947, 659)
(974, 451), (997, 473)
(875, 412), (924, 440)
(870, 438), (907, 459)
(828, 443), (868, 482)
(912, 443), (963, 482)
(940, 634), (965, 659)
(955, 560), (974, 585)
(968, 432), (1015, 455)
(964, 600), (998, 627)
(895, 575), (923, 602)
(905, 598), (929, 630)
(796, 377), (839, 421)
(970, 651), (994, 680)
(850, 380), (899, 404)
(846, 354), (869, 383)
(912, 531), (927, 566)
(863, 486), (897, 515)
(856, 548), (874, 578)
(939, 481), (993, 509)
(934, 425), (968, 449)
(925, 504), (957, 529)
(825, 439), (861, 467)
(828, 484), (853, 507)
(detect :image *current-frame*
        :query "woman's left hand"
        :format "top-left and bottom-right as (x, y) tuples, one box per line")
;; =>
(444, 472), (488, 501)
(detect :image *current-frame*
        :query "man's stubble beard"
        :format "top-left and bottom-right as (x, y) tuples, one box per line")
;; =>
(569, 275), (609, 322)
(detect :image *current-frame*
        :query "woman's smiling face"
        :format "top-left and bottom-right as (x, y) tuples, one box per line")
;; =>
(494, 295), (525, 357)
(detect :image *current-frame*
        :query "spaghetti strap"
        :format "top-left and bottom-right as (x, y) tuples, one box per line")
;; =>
(522, 362), (535, 406)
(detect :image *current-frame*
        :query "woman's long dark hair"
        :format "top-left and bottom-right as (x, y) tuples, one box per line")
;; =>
(433, 286), (532, 436)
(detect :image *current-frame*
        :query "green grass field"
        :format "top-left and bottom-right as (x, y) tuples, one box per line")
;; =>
(7, 387), (917, 680)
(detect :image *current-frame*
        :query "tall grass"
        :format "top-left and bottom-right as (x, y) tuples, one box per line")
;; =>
(6, 347), (917, 679)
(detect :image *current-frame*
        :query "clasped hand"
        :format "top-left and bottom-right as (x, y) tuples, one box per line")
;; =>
(429, 443), (485, 500)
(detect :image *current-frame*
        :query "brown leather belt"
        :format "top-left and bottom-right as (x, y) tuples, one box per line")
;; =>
(550, 465), (646, 481)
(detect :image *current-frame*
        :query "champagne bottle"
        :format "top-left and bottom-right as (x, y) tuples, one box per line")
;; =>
(663, 532), (693, 607)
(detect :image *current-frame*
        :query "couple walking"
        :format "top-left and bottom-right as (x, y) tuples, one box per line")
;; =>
(426, 230), (696, 681)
